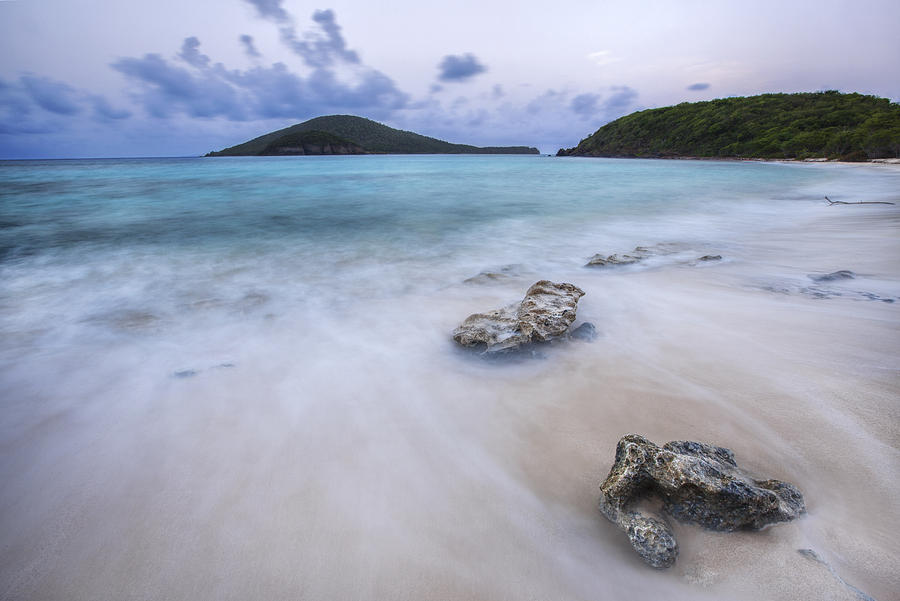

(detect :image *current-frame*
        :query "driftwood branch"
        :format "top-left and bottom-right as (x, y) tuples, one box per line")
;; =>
(825, 196), (895, 206)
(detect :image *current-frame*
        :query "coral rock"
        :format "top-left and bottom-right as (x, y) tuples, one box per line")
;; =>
(452, 280), (585, 352)
(599, 434), (805, 568)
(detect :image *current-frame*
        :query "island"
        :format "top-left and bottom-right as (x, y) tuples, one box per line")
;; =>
(557, 91), (900, 161)
(206, 115), (540, 156)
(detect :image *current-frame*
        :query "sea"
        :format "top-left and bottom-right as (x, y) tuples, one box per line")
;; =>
(1, 155), (898, 600)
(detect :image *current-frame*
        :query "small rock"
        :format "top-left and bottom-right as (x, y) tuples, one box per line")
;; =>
(586, 253), (643, 267)
(809, 270), (855, 282)
(569, 322), (597, 341)
(464, 272), (511, 285)
(173, 369), (198, 378)
(625, 512), (678, 568)
(598, 434), (805, 568)
(697, 255), (722, 262)
(452, 280), (585, 352)
(463, 265), (523, 285)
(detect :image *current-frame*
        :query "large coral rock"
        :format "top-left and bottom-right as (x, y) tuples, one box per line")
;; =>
(599, 434), (806, 568)
(452, 280), (585, 352)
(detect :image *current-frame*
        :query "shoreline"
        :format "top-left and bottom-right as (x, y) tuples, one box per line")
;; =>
(557, 154), (900, 167)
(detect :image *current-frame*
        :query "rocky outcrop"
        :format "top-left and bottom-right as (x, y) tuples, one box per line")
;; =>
(452, 280), (585, 352)
(585, 253), (643, 267)
(585, 243), (687, 268)
(809, 270), (855, 282)
(697, 254), (722, 262)
(599, 434), (806, 568)
(463, 265), (523, 285)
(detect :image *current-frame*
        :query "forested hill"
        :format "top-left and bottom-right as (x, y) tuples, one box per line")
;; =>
(207, 115), (539, 156)
(557, 92), (900, 161)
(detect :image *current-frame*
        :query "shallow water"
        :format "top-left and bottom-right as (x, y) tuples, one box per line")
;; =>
(1, 156), (898, 600)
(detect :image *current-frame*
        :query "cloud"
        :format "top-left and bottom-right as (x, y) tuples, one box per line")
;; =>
(179, 37), (210, 69)
(112, 23), (408, 122)
(587, 50), (621, 67)
(90, 95), (132, 120)
(437, 53), (487, 82)
(0, 75), (129, 135)
(563, 86), (638, 121)
(20, 74), (82, 115)
(112, 53), (247, 119)
(603, 85), (638, 115)
(570, 93), (601, 118)
(687, 82), (711, 91)
(525, 89), (562, 115)
(244, 0), (289, 23)
(240, 34), (261, 58)
(491, 84), (505, 99)
(279, 9), (359, 67)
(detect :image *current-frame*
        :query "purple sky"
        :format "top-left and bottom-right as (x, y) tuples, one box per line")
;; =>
(1, 0), (898, 158)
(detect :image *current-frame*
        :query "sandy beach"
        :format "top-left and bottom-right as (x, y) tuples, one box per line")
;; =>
(1, 158), (898, 601)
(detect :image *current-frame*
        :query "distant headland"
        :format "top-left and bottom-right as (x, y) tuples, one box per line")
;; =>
(206, 115), (540, 156)
(557, 91), (900, 161)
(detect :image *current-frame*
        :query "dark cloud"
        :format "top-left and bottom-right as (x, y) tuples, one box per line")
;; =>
(20, 74), (82, 115)
(0, 78), (42, 134)
(108, 9), (404, 124)
(240, 35), (261, 58)
(570, 93), (601, 118)
(179, 37), (210, 69)
(113, 22), (407, 123)
(437, 54), (486, 82)
(220, 62), (407, 120)
(687, 82), (710, 91)
(243, 0), (289, 23)
(603, 86), (638, 115)
(526, 89), (562, 115)
(279, 9), (359, 67)
(90, 95), (132, 120)
(112, 54), (247, 119)
(0, 76), (129, 135)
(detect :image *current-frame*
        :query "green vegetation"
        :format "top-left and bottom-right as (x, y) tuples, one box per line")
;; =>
(557, 92), (900, 160)
(207, 115), (539, 156)
(258, 130), (364, 155)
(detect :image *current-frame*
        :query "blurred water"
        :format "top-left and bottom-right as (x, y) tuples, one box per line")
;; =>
(1, 156), (898, 601)
(0, 156), (843, 352)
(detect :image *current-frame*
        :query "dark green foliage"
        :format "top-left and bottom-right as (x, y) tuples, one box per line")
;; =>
(207, 115), (539, 156)
(557, 92), (900, 160)
(258, 130), (364, 155)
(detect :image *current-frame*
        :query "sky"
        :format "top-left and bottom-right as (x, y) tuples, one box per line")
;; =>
(1, 0), (898, 158)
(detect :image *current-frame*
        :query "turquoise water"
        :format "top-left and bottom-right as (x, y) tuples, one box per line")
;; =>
(0, 155), (829, 260)
(1, 156), (898, 601)
(0, 155), (840, 357)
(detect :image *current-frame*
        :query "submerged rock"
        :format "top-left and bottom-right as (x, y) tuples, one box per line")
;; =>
(598, 434), (805, 568)
(569, 321), (597, 341)
(809, 270), (855, 282)
(452, 280), (585, 352)
(584, 243), (686, 268)
(697, 254), (722, 262)
(585, 252), (643, 267)
(463, 265), (523, 285)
